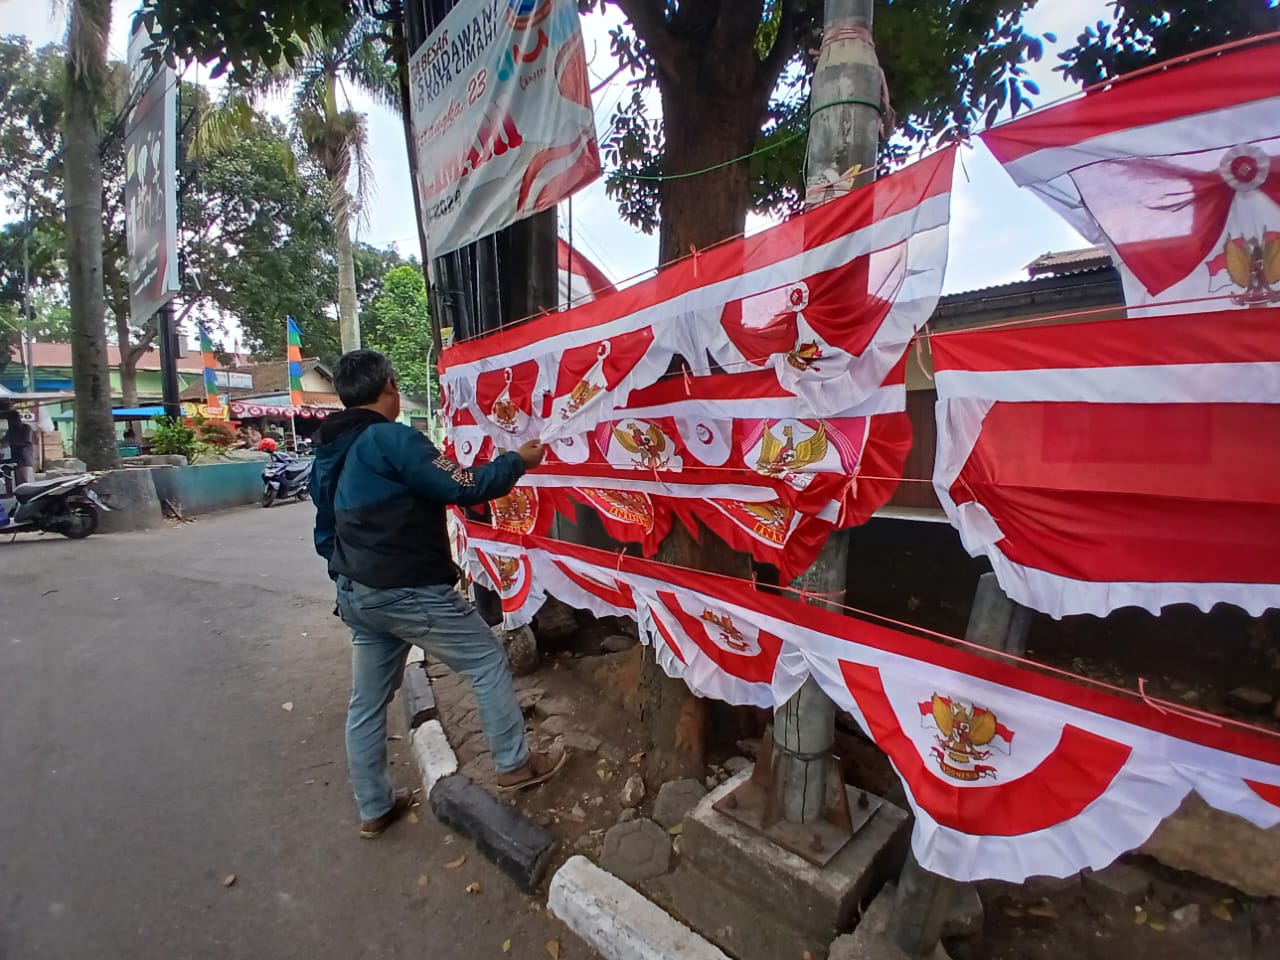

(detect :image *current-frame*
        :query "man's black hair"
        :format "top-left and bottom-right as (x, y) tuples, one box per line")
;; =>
(333, 349), (397, 408)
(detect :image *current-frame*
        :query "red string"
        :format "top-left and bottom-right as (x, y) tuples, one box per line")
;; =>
(539, 534), (1280, 742)
(1139, 677), (1222, 729)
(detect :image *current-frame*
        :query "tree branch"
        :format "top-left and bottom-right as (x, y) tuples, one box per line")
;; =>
(609, 0), (684, 83)
(762, 0), (809, 86)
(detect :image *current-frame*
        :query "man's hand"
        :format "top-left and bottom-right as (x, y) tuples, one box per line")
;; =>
(517, 439), (547, 470)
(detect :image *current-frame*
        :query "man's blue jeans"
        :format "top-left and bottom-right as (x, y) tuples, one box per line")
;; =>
(335, 576), (530, 821)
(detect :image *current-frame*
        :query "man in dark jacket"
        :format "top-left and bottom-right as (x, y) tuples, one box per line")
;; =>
(312, 349), (564, 838)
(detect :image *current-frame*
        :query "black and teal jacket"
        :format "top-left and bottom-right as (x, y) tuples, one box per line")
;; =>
(311, 408), (525, 588)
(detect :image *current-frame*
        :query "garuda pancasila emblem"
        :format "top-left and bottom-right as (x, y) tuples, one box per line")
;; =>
(927, 694), (1007, 782)
(700, 609), (750, 653)
(613, 421), (671, 471)
(756, 422), (828, 477)
(1220, 233), (1280, 306)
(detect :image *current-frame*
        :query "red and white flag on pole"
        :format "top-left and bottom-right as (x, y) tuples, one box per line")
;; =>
(981, 37), (1280, 310)
(931, 307), (1280, 618)
(558, 237), (616, 307)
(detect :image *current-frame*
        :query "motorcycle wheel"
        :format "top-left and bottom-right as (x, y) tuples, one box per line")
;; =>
(262, 486), (276, 508)
(296, 489), (309, 502)
(57, 500), (98, 539)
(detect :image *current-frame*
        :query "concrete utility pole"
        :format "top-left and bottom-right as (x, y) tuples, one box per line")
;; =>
(22, 197), (35, 393)
(773, 0), (882, 828)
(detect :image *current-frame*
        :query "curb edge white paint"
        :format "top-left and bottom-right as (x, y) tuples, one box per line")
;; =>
(548, 855), (731, 960)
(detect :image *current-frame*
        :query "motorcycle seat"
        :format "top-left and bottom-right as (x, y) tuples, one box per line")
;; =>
(14, 478), (73, 503)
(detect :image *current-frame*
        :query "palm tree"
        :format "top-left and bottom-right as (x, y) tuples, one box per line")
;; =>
(61, 0), (119, 469)
(279, 16), (398, 354)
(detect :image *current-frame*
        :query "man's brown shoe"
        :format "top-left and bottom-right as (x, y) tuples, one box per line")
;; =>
(359, 788), (416, 838)
(495, 748), (568, 792)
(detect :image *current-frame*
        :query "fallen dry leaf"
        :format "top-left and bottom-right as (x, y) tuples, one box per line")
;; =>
(1027, 903), (1058, 919)
(1002, 906), (1025, 919)
(1210, 902), (1232, 922)
(628, 753), (645, 764)
(445, 855), (467, 869)
(667, 824), (683, 836)
(502, 941), (512, 953)
(1148, 921), (1167, 932)
(281, 702), (294, 712)
(407, 810), (420, 824)
(417, 875), (430, 888)
(465, 882), (481, 894)
(596, 769), (608, 780)
(546, 939), (561, 959)
(222, 874), (236, 888)
(1134, 909), (1148, 926)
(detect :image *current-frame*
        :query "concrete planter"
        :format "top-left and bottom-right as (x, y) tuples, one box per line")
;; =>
(150, 461), (267, 517)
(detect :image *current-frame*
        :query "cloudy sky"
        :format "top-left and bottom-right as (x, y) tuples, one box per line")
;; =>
(3, 0), (1113, 295)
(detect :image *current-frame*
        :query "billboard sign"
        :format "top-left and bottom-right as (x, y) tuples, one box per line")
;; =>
(408, 0), (600, 256)
(125, 22), (180, 327)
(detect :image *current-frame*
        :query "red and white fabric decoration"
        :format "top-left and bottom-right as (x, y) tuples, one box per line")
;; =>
(453, 391), (911, 577)
(982, 38), (1280, 310)
(931, 307), (1280, 618)
(558, 237), (615, 307)
(441, 148), (954, 443)
(457, 520), (1280, 882)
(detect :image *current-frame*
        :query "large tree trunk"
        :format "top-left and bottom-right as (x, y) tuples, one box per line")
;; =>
(63, 0), (119, 470)
(641, 46), (774, 782)
(335, 204), (360, 353)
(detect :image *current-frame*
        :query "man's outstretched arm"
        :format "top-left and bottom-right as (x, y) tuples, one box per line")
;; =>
(388, 427), (545, 506)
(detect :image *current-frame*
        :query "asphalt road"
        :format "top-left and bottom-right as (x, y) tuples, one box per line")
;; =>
(0, 504), (581, 960)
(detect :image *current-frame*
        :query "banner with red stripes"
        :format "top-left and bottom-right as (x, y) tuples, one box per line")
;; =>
(931, 307), (1280, 618)
(456, 519), (1280, 883)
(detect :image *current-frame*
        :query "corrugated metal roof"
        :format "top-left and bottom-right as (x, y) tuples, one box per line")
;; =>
(1024, 246), (1113, 276)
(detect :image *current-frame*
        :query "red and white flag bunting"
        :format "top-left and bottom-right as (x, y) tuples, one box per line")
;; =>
(931, 307), (1280, 618)
(441, 148), (955, 444)
(450, 389), (912, 577)
(981, 38), (1280, 310)
(457, 519), (1280, 883)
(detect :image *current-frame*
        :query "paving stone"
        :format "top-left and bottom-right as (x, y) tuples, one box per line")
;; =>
(941, 884), (984, 938)
(653, 778), (708, 829)
(533, 695), (575, 718)
(1082, 862), (1152, 909)
(516, 685), (545, 708)
(562, 730), (603, 753)
(541, 714), (572, 737)
(600, 818), (672, 885)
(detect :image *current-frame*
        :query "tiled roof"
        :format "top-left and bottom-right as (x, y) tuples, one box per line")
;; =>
(13, 342), (204, 373)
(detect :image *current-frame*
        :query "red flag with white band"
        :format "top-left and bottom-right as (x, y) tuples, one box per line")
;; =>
(981, 38), (1280, 309)
(931, 307), (1280, 618)
(455, 520), (1280, 882)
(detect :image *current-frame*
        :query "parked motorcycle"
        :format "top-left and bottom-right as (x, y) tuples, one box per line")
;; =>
(0, 473), (110, 539)
(262, 450), (313, 507)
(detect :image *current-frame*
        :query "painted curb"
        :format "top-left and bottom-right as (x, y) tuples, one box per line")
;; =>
(548, 855), (732, 960)
(410, 719), (457, 794)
